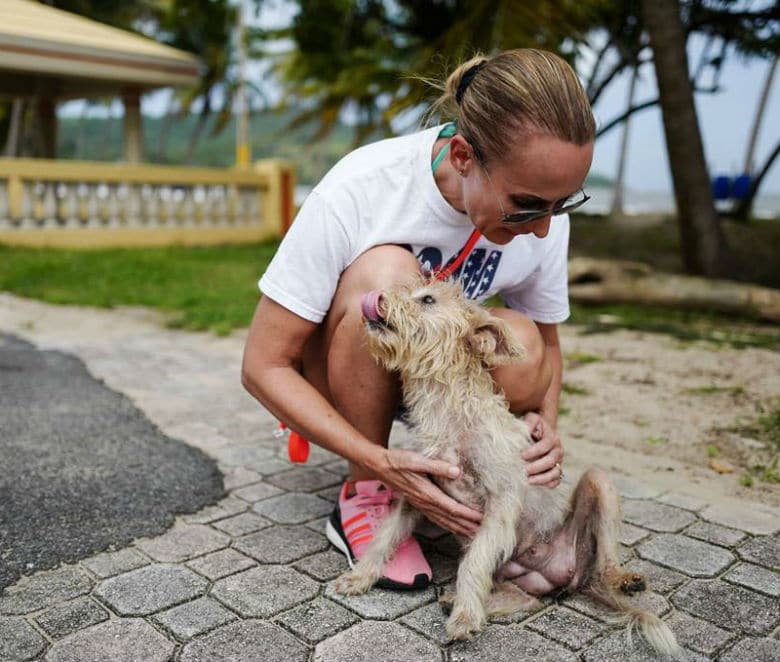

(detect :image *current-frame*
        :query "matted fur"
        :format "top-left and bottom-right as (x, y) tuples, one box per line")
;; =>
(335, 276), (681, 658)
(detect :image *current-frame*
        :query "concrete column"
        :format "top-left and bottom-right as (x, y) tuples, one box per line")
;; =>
(36, 97), (57, 159)
(122, 88), (143, 163)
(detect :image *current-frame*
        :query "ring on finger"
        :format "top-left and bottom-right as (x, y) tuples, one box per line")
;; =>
(555, 462), (564, 480)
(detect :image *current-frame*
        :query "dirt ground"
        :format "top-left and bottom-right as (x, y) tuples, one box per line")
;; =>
(555, 323), (780, 508)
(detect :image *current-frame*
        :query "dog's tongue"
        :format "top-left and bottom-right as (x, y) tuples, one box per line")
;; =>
(361, 290), (384, 323)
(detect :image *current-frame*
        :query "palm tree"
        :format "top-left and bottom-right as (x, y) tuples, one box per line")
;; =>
(641, 0), (727, 277)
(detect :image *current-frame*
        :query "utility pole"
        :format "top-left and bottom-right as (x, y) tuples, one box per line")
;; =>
(235, 0), (250, 168)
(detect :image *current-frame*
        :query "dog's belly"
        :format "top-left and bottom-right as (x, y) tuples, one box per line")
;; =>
(499, 527), (580, 596)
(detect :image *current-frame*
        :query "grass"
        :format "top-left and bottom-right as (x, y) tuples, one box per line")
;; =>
(682, 385), (746, 396)
(0, 242), (280, 335)
(561, 383), (590, 396)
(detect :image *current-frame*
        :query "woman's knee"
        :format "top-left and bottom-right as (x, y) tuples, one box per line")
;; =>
(340, 245), (421, 292)
(488, 308), (551, 411)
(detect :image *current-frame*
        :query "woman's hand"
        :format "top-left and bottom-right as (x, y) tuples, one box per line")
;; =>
(369, 448), (482, 537)
(521, 412), (564, 488)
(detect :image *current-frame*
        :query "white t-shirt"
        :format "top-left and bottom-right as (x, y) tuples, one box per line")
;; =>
(259, 124), (570, 324)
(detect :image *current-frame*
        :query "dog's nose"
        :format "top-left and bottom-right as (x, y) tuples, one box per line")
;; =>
(361, 290), (384, 322)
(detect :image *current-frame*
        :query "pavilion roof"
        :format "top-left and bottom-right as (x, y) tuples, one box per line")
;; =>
(0, 0), (200, 99)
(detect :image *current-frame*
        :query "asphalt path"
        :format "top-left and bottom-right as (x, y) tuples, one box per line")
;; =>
(0, 334), (224, 592)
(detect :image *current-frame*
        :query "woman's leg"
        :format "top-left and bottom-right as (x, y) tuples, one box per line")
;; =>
(302, 245), (421, 480)
(486, 307), (552, 414)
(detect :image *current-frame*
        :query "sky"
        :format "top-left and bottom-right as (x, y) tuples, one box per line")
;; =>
(59, 3), (779, 195)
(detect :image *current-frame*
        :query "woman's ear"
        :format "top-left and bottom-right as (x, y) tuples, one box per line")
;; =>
(448, 134), (476, 177)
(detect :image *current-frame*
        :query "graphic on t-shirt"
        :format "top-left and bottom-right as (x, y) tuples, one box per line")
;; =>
(416, 246), (503, 299)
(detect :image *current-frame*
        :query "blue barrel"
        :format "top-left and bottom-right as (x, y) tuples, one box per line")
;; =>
(732, 174), (752, 200)
(712, 175), (731, 200)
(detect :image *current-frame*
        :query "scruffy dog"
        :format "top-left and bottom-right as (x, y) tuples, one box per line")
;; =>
(334, 276), (681, 658)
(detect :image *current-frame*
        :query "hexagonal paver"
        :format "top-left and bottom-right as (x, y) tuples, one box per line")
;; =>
(186, 548), (256, 581)
(211, 443), (276, 466)
(636, 533), (735, 577)
(211, 566), (318, 617)
(622, 501), (697, 533)
(253, 493), (333, 524)
(293, 550), (349, 582)
(399, 603), (451, 645)
(625, 559), (688, 594)
(720, 637), (780, 662)
(664, 611), (736, 656)
(0, 616), (47, 661)
(657, 492), (707, 512)
(671, 579), (780, 635)
(315, 620), (441, 662)
(80, 548), (149, 579)
(0, 566), (93, 615)
(725, 562), (780, 597)
(135, 522), (229, 562)
(231, 482), (284, 503)
(275, 596), (359, 643)
(564, 591), (670, 621)
(35, 597), (109, 639)
(266, 467), (343, 492)
(450, 624), (577, 662)
(700, 502), (780, 535)
(233, 525), (329, 563)
(324, 581), (436, 620)
(94, 564), (207, 616)
(45, 618), (174, 662)
(153, 597), (237, 640)
(526, 606), (608, 649)
(581, 630), (706, 662)
(619, 523), (651, 546)
(211, 512), (271, 537)
(737, 535), (780, 570)
(180, 619), (308, 662)
(684, 520), (747, 548)
(182, 496), (248, 524)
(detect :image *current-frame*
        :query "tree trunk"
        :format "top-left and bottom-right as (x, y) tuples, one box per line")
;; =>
(743, 55), (778, 175)
(568, 257), (780, 323)
(610, 65), (639, 219)
(641, 0), (727, 277)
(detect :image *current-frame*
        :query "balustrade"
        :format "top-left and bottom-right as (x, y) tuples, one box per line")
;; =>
(0, 158), (294, 247)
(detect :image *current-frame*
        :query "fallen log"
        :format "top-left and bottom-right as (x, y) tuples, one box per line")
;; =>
(568, 257), (780, 323)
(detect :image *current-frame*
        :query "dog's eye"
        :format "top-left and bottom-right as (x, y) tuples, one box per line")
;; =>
(420, 294), (436, 305)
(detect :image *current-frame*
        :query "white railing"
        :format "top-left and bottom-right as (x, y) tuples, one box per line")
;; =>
(0, 158), (295, 247)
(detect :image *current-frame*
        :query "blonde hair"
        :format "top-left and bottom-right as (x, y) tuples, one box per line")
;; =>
(428, 49), (595, 163)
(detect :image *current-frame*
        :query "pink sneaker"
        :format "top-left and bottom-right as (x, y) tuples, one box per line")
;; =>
(326, 480), (432, 590)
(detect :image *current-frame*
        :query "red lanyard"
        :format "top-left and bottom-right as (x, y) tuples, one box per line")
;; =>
(433, 228), (482, 280)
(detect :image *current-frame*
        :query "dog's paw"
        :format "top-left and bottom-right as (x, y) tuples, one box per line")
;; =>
(619, 573), (646, 595)
(438, 587), (456, 613)
(334, 571), (374, 596)
(446, 606), (485, 641)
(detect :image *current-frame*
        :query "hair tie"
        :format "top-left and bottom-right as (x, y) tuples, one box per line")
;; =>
(455, 62), (486, 105)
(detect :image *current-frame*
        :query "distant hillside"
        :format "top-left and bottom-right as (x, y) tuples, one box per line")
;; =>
(56, 111), (613, 187)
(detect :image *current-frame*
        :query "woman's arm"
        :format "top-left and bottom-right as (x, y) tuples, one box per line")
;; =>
(241, 295), (483, 536)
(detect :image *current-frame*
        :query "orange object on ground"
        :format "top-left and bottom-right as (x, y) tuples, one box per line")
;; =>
(287, 429), (310, 463)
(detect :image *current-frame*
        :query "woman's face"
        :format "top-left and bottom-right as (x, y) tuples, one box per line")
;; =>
(454, 133), (594, 244)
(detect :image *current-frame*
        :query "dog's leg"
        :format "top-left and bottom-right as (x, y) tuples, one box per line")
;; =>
(446, 495), (521, 640)
(334, 497), (421, 595)
(568, 468), (645, 594)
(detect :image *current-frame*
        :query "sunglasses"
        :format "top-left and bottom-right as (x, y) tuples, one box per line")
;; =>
(481, 162), (590, 225)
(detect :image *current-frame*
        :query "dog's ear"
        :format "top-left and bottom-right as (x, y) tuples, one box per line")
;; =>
(467, 315), (527, 366)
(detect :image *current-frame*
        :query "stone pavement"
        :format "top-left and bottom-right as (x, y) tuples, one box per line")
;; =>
(1, 293), (779, 662)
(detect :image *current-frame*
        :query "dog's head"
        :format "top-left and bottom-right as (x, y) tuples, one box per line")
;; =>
(361, 276), (526, 381)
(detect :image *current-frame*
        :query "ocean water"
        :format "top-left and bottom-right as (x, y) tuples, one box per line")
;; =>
(294, 185), (780, 220)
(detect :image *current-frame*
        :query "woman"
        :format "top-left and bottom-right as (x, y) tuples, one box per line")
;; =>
(242, 48), (595, 590)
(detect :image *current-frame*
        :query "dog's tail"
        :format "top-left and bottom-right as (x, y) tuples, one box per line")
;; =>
(586, 583), (684, 660)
